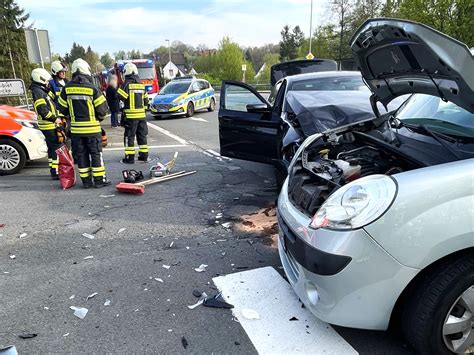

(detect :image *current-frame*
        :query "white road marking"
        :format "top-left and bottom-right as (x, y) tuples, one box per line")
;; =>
(213, 267), (358, 355)
(189, 117), (208, 122)
(147, 122), (188, 145)
(206, 149), (232, 161)
(104, 144), (185, 151)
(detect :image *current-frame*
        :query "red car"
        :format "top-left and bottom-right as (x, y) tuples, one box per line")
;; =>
(0, 105), (48, 175)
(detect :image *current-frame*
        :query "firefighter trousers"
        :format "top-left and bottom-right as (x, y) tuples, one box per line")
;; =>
(41, 128), (62, 176)
(71, 135), (106, 184)
(123, 119), (148, 158)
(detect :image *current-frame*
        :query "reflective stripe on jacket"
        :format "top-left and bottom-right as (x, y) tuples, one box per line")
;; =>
(58, 74), (108, 136)
(118, 76), (148, 120)
(30, 82), (57, 131)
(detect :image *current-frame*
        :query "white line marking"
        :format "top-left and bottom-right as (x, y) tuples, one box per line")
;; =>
(104, 144), (185, 151)
(206, 149), (232, 161)
(147, 122), (188, 145)
(189, 117), (208, 122)
(213, 267), (358, 355)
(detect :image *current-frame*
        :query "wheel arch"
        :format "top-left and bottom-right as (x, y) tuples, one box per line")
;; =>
(0, 134), (30, 160)
(389, 246), (474, 330)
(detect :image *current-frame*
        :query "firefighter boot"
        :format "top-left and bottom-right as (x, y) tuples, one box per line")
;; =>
(94, 176), (112, 188)
(50, 169), (59, 180)
(121, 155), (135, 164)
(138, 152), (148, 162)
(82, 176), (94, 189)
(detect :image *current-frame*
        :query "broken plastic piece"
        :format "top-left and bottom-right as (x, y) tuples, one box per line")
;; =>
(83, 256), (93, 260)
(203, 292), (234, 309)
(9, 255), (15, 259)
(242, 308), (260, 320)
(221, 222), (232, 229)
(104, 299), (111, 306)
(187, 292), (208, 309)
(70, 306), (88, 319)
(194, 264), (208, 272)
(118, 228), (126, 234)
(18, 333), (37, 339)
(19, 233), (27, 238)
(181, 336), (188, 349)
(63, 333), (69, 337)
(69, 295), (75, 300)
(289, 316), (299, 321)
(192, 289), (202, 298)
(82, 233), (95, 240)
(154, 278), (164, 283)
(162, 264), (170, 269)
(99, 194), (115, 198)
(169, 241), (174, 248)
(86, 292), (98, 301)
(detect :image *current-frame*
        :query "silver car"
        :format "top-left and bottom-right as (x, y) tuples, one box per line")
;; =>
(278, 19), (474, 354)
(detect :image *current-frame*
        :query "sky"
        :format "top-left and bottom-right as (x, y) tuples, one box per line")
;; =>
(16, 0), (330, 56)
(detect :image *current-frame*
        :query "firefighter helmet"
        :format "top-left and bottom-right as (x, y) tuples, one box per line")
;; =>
(51, 60), (67, 75)
(123, 62), (138, 76)
(31, 68), (52, 86)
(71, 58), (92, 76)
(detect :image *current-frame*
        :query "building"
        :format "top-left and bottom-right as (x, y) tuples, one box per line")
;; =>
(160, 53), (196, 80)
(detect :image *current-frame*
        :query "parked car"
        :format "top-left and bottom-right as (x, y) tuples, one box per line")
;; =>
(277, 19), (474, 354)
(219, 69), (400, 188)
(0, 105), (48, 175)
(150, 76), (215, 118)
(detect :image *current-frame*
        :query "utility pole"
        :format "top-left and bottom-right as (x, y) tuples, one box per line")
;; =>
(309, 0), (313, 55)
(165, 39), (172, 80)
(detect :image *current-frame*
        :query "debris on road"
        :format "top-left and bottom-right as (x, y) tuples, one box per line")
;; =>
(194, 264), (208, 273)
(154, 278), (164, 283)
(181, 336), (189, 349)
(19, 233), (27, 239)
(169, 241), (174, 248)
(104, 299), (111, 306)
(9, 255), (15, 259)
(82, 233), (95, 240)
(86, 292), (98, 301)
(203, 292), (234, 309)
(83, 256), (93, 260)
(63, 333), (69, 337)
(18, 333), (37, 339)
(69, 295), (75, 300)
(221, 222), (232, 229)
(289, 316), (299, 321)
(99, 194), (115, 198)
(117, 228), (126, 234)
(187, 292), (208, 309)
(192, 289), (202, 298)
(162, 264), (170, 269)
(70, 306), (88, 319)
(242, 308), (260, 320)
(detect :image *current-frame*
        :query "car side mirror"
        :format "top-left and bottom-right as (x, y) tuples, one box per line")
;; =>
(246, 103), (270, 113)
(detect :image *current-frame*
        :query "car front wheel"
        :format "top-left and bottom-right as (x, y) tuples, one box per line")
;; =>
(402, 253), (474, 354)
(186, 102), (194, 117)
(208, 98), (216, 112)
(0, 139), (27, 175)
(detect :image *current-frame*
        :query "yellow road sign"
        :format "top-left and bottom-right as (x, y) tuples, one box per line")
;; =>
(306, 53), (314, 60)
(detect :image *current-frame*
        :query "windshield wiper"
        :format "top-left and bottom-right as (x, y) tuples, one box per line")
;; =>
(400, 121), (463, 160)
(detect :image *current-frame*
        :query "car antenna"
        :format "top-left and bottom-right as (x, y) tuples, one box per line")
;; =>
(422, 69), (447, 102)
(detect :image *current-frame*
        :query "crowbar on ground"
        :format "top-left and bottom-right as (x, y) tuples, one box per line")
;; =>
(115, 170), (196, 194)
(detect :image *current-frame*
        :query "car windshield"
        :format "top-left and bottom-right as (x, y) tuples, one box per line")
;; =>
(396, 94), (474, 137)
(137, 66), (155, 80)
(159, 81), (191, 95)
(289, 76), (367, 91)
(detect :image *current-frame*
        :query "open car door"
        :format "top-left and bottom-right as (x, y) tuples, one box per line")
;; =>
(219, 81), (280, 164)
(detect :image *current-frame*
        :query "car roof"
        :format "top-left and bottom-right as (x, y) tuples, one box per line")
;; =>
(282, 71), (362, 85)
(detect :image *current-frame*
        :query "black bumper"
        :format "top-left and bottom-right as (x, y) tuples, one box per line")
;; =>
(277, 210), (352, 276)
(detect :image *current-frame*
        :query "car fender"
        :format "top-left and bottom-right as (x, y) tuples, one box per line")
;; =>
(282, 125), (301, 151)
(364, 159), (474, 268)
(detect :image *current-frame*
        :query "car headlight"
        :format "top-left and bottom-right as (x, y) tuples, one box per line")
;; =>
(310, 175), (397, 230)
(15, 119), (39, 130)
(175, 99), (184, 106)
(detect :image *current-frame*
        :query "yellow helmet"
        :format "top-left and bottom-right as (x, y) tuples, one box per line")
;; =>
(71, 58), (92, 76)
(123, 62), (138, 76)
(31, 68), (52, 86)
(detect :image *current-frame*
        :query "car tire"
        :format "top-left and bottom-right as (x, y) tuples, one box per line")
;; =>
(208, 98), (216, 112)
(186, 102), (194, 117)
(0, 138), (27, 175)
(401, 253), (474, 355)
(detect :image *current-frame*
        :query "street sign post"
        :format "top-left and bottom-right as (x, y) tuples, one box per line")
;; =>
(0, 79), (30, 107)
(24, 29), (52, 67)
(306, 53), (315, 60)
(242, 64), (247, 83)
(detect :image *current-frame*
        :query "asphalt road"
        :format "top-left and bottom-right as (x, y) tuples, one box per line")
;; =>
(0, 105), (414, 354)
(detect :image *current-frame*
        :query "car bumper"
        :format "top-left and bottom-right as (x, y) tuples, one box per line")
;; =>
(277, 179), (419, 330)
(150, 105), (185, 116)
(15, 127), (47, 160)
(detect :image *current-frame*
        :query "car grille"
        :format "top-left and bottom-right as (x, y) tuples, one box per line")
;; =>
(288, 155), (337, 217)
(154, 103), (173, 110)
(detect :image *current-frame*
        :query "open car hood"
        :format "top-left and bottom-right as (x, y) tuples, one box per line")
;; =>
(270, 59), (337, 86)
(351, 18), (474, 113)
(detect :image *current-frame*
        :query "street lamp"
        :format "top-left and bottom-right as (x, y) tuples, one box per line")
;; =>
(307, 0), (314, 60)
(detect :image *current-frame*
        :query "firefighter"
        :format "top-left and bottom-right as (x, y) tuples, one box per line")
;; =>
(30, 68), (63, 179)
(49, 60), (69, 105)
(58, 58), (111, 188)
(117, 62), (149, 164)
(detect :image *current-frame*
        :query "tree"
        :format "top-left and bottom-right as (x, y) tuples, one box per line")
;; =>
(256, 53), (280, 82)
(245, 44), (280, 74)
(100, 52), (114, 68)
(332, 0), (354, 63)
(0, 0), (31, 81)
(65, 42), (86, 64)
(83, 46), (101, 72)
(216, 36), (248, 81)
(128, 49), (142, 59)
(114, 50), (127, 60)
(279, 25), (305, 61)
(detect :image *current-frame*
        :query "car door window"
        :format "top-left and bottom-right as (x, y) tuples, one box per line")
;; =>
(199, 81), (209, 90)
(190, 82), (200, 93)
(224, 83), (265, 112)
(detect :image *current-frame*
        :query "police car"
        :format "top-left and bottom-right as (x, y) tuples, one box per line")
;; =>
(150, 77), (215, 118)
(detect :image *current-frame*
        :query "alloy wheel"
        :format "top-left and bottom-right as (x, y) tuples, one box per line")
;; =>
(0, 144), (20, 171)
(442, 285), (474, 353)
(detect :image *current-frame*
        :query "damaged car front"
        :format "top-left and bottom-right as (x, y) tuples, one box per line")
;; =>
(278, 18), (474, 354)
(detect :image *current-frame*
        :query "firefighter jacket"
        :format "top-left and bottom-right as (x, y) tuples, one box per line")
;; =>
(30, 82), (58, 131)
(58, 74), (108, 136)
(49, 77), (69, 106)
(118, 74), (148, 119)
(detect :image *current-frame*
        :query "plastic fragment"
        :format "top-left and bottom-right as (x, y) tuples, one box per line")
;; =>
(242, 308), (260, 320)
(162, 264), (170, 269)
(99, 194), (115, 198)
(19, 233), (27, 238)
(192, 289), (202, 298)
(18, 333), (37, 339)
(70, 306), (88, 319)
(9, 255), (15, 259)
(181, 336), (188, 349)
(188, 292), (208, 309)
(289, 316), (299, 321)
(154, 278), (164, 283)
(86, 292), (98, 301)
(63, 333), (69, 337)
(118, 228), (126, 234)
(203, 292), (234, 309)
(69, 295), (75, 300)
(104, 299), (111, 306)
(186, 246), (190, 250)
(44, 307), (49, 310)
(82, 233), (95, 240)
(169, 241), (174, 248)
(83, 256), (93, 260)
(194, 264), (208, 272)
